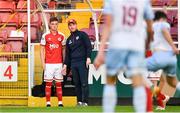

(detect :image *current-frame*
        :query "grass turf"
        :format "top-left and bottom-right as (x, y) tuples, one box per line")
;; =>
(0, 106), (180, 112)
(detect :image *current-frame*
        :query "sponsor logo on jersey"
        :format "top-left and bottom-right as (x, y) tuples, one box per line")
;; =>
(48, 38), (51, 41)
(76, 36), (79, 40)
(49, 44), (59, 50)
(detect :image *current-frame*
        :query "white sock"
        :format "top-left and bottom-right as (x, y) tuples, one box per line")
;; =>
(133, 86), (146, 113)
(46, 101), (51, 105)
(58, 101), (62, 105)
(176, 82), (180, 91)
(103, 84), (117, 113)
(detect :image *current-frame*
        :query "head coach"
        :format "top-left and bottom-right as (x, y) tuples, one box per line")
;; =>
(62, 19), (92, 106)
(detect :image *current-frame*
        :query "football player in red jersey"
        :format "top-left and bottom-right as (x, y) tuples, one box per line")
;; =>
(40, 17), (66, 107)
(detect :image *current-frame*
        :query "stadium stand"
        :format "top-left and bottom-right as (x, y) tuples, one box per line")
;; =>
(0, 0), (28, 106)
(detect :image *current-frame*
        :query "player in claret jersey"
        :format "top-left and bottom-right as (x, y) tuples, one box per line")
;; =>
(94, 0), (154, 113)
(40, 17), (66, 107)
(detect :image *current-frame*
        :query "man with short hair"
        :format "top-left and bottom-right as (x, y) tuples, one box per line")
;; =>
(146, 10), (180, 110)
(62, 19), (92, 106)
(40, 17), (66, 107)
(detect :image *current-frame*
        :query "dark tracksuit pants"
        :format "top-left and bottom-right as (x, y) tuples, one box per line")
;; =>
(71, 61), (89, 103)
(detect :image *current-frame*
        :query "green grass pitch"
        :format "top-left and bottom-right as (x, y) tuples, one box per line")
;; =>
(1, 106), (180, 112)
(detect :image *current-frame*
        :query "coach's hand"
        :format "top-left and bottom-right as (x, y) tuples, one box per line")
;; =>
(94, 51), (105, 69)
(86, 58), (91, 68)
(62, 65), (67, 75)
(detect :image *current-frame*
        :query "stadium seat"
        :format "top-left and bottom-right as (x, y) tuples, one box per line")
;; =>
(75, 3), (103, 9)
(17, 0), (36, 10)
(152, 0), (177, 6)
(0, 27), (17, 42)
(81, 28), (96, 42)
(18, 12), (42, 28)
(6, 26), (17, 38)
(21, 26), (38, 42)
(0, 0), (16, 11)
(88, 35), (96, 42)
(6, 30), (24, 52)
(171, 27), (178, 41)
(0, 43), (12, 52)
(3, 43), (12, 52)
(163, 0), (177, 6)
(6, 40), (23, 52)
(0, 29), (8, 41)
(70, 12), (92, 16)
(151, 0), (163, 6)
(21, 27), (28, 42)
(0, 37), (3, 44)
(58, 23), (70, 37)
(31, 27), (38, 42)
(0, 12), (18, 25)
(167, 10), (177, 20)
(98, 23), (105, 37)
(68, 15), (91, 24)
(48, 0), (56, 9)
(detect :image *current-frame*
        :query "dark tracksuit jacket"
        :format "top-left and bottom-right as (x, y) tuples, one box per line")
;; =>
(64, 30), (92, 103)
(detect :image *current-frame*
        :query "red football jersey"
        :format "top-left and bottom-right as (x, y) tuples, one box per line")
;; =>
(40, 31), (66, 63)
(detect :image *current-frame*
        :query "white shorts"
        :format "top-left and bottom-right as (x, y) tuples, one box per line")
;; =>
(44, 63), (63, 82)
(106, 49), (146, 77)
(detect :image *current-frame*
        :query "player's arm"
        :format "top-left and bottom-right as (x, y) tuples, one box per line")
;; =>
(61, 35), (66, 62)
(94, 14), (112, 69)
(40, 34), (46, 70)
(94, 0), (112, 69)
(81, 32), (92, 67)
(62, 46), (66, 62)
(145, 20), (154, 50)
(40, 45), (45, 70)
(162, 28), (179, 54)
(99, 14), (112, 51)
(62, 40), (71, 75)
(144, 0), (154, 50)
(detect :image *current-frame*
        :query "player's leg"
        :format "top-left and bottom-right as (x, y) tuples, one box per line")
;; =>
(77, 62), (89, 106)
(145, 84), (153, 112)
(45, 81), (52, 107)
(103, 76), (117, 113)
(44, 64), (53, 107)
(155, 52), (177, 110)
(54, 64), (64, 107)
(131, 75), (147, 113)
(166, 76), (178, 88)
(146, 52), (166, 111)
(55, 81), (63, 106)
(155, 75), (168, 110)
(165, 54), (180, 91)
(128, 51), (149, 113)
(71, 67), (82, 106)
(103, 49), (126, 113)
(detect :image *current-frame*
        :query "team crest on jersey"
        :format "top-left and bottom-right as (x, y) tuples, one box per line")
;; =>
(69, 40), (72, 44)
(76, 36), (79, 40)
(58, 38), (62, 41)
